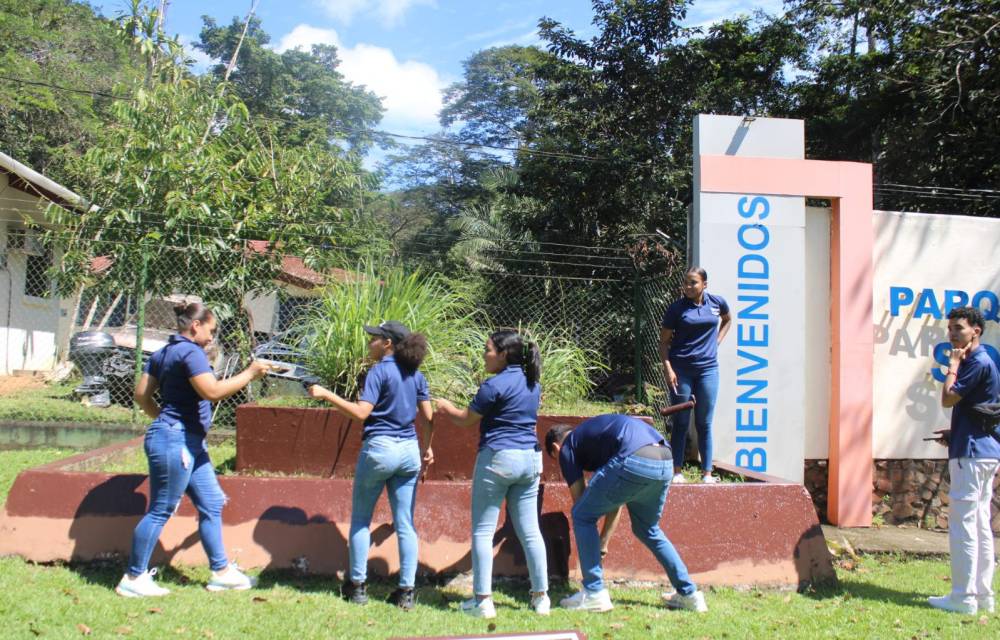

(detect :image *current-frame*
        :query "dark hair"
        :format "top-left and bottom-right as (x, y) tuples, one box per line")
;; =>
(394, 332), (428, 373)
(545, 423), (574, 458)
(947, 306), (986, 331)
(490, 329), (541, 388)
(685, 266), (708, 282)
(174, 302), (213, 332)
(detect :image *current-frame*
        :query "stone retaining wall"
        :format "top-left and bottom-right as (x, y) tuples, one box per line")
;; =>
(803, 459), (1000, 533)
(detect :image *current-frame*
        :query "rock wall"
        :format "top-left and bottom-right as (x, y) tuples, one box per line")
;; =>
(803, 459), (1000, 533)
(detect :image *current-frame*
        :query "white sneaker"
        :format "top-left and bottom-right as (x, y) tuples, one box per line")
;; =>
(671, 473), (686, 484)
(206, 564), (258, 592)
(978, 596), (995, 614)
(663, 590), (708, 612)
(927, 595), (976, 615)
(531, 594), (551, 615)
(702, 474), (719, 484)
(560, 589), (613, 612)
(460, 596), (496, 618)
(115, 569), (170, 598)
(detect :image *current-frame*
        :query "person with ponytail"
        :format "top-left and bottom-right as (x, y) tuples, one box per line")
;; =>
(435, 329), (549, 619)
(306, 321), (434, 610)
(117, 302), (272, 598)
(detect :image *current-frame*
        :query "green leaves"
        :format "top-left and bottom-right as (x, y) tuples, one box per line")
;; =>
(293, 260), (603, 405)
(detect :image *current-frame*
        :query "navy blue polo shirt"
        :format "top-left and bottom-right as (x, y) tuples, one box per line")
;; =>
(948, 346), (1000, 460)
(558, 414), (666, 487)
(661, 292), (729, 370)
(469, 365), (541, 451)
(144, 335), (214, 434)
(359, 355), (429, 440)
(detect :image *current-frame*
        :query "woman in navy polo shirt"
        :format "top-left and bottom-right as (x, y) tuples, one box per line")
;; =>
(659, 267), (731, 484)
(307, 321), (434, 611)
(436, 330), (549, 619)
(117, 303), (272, 598)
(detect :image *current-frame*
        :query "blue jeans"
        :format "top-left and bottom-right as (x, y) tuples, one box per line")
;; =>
(471, 447), (548, 595)
(571, 453), (696, 595)
(128, 421), (228, 576)
(350, 435), (421, 588)
(670, 364), (719, 472)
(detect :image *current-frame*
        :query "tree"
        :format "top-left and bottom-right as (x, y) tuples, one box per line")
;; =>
(513, 1), (803, 245)
(0, 0), (143, 181)
(788, 0), (1000, 215)
(195, 15), (383, 154)
(44, 4), (380, 365)
(439, 45), (558, 148)
(448, 166), (540, 272)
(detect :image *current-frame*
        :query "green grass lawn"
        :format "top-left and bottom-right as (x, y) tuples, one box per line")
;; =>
(256, 394), (640, 418)
(1, 451), (997, 639)
(93, 439), (238, 475)
(0, 383), (147, 425)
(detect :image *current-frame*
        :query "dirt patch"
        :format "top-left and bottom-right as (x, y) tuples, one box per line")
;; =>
(0, 375), (45, 397)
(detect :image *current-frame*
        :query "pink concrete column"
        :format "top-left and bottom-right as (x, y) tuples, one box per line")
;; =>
(700, 155), (874, 526)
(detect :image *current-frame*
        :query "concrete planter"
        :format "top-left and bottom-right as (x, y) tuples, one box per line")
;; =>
(0, 406), (834, 589)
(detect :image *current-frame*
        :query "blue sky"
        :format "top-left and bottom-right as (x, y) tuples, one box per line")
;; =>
(90, 1), (784, 138)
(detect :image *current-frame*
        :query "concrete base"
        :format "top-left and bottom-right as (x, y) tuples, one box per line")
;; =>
(0, 439), (834, 589)
(0, 420), (143, 450)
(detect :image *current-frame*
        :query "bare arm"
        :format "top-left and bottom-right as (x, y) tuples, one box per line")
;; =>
(134, 373), (160, 419)
(189, 360), (271, 402)
(718, 312), (732, 344)
(418, 399), (434, 465)
(435, 397), (483, 428)
(307, 384), (375, 422)
(659, 327), (677, 391)
(600, 506), (623, 555)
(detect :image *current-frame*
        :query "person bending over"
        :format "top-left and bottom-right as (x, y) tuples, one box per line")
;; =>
(545, 414), (708, 613)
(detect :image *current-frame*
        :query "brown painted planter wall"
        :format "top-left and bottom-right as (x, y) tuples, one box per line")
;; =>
(235, 405), (619, 480)
(0, 438), (833, 589)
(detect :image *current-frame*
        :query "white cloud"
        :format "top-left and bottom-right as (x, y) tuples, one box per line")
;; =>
(485, 28), (541, 50)
(316, 0), (436, 27)
(686, 0), (784, 30)
(178, 34), (214, 74)
(274, 24), (445, 134)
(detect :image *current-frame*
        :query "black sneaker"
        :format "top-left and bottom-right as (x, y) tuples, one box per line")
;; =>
(341, 580), (368, 605)
(387, 587), (416, 610)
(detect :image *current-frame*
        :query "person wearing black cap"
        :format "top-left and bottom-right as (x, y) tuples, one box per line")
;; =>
(307, 320), (433, 610)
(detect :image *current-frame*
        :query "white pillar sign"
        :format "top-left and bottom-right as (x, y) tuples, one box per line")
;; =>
(692, 115), (808, 482)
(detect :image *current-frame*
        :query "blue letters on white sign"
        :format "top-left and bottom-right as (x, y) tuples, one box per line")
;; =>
(735, 196), (770, 472)
(887, 285), (1000, 380)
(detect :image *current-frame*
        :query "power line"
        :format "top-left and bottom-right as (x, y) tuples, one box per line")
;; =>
(0, 74), (634, 166)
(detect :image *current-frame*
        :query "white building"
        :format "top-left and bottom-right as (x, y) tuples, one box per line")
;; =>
(0, 152), (338, 375)
(0, 152), (82, 375)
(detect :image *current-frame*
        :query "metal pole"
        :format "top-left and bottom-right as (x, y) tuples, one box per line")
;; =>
(131, 250), (149, 423)
(632, 270), (645, 404)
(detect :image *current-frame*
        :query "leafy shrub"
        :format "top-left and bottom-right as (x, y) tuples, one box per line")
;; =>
(293, 261), (605, 405)
(292, 260), (482, 399)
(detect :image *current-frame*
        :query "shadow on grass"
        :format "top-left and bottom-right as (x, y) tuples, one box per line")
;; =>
(804, 578), (931, 610)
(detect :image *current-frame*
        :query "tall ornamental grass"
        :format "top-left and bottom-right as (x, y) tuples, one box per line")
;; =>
(292, 261), (482, 399)
(456, 323), (605, 405)
(293, 261), (604, 405)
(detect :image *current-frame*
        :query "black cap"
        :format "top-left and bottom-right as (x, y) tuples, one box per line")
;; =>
(363, 320), (410, 344)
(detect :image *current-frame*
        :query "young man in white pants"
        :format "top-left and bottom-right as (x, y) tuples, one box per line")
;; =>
(929, 306), (1000, 615)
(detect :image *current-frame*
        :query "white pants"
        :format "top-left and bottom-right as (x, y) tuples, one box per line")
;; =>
(948, 458), (1000, 604)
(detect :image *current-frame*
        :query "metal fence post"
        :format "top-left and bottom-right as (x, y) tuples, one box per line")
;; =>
(130, 250), (149, 423)
(632, 270), (645, 404)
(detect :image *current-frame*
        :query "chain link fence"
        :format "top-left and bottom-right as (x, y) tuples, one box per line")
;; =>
(0, 234), (685, 437)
